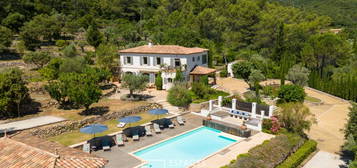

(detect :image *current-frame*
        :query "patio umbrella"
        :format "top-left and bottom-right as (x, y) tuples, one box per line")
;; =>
(118, 116), (142, 127)
(148, 109), (168, 119)
(80, 124), (108, 137)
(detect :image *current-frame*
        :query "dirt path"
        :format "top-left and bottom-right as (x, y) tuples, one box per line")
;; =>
(304, 88), (350, 154)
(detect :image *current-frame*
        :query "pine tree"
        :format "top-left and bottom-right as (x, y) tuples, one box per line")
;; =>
(86, 24), (104, 49)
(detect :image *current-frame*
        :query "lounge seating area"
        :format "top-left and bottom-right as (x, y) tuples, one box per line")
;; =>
(84, 116), (186, 152)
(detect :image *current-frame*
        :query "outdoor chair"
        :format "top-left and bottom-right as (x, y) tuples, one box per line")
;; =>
(102, 139), (111, 151)
(83, 143), (90, 153)
(154, 123), (161, 133)
(132, 130), (140, 141)
(116, 133), (124, 146)
(117, 122), (126, 128)
(177, 116), (185, 125)
(145, 125), (153, 136)
(169, 123), (174, 129)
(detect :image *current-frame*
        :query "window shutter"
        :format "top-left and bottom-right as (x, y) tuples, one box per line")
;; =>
(140, 57), (142, 65)
(154, 57), (157, 66)
(148, 57), (151, 66)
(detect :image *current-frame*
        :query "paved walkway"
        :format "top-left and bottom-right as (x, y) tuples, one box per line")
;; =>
(191, 132), (275, 168)
(0, 116), (66, 133)
(304, 87), (350, 154)
(303, 151), (348, 168)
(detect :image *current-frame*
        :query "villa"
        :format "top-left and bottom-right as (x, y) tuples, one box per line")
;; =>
(119, 43), (217, 89)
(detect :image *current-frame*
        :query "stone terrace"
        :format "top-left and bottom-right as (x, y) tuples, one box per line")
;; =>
(94, 113), (205, 168)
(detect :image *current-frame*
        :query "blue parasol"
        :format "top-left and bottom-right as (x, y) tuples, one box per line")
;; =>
(80, 124), (108, 137)
(148, 109), (169, 115)
(118, 116), (142, 127)
(148, 109), (168, 119)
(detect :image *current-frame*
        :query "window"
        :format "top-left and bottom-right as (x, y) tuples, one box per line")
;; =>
(125, 57), (132, 64)
(143, 57), (148, 65)
(197, 56), (200, 61)
(174, 58), (181, 67)
(202, 54), (207, 64)
(192, 57), (195, 62)
(156, 57), (161, 65)
(168, 78), (173, 83)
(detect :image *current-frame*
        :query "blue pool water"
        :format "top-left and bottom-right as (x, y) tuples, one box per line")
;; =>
(134, 127), (237, 168)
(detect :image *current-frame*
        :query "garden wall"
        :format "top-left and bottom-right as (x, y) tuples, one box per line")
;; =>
(29, 103), (162, 138)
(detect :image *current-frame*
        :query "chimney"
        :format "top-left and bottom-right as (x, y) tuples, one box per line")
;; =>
(148, 42), (153, 47)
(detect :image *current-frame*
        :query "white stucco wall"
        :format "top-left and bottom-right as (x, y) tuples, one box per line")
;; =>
(119, 51), (209, 89)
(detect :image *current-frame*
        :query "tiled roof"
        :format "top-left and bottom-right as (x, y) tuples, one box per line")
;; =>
(119, 45), (208, 55)
(0, 134), (107, 168)
(190, 66), (216, 75)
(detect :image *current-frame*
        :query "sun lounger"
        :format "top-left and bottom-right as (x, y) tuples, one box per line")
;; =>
(154, 123), (161, 133)
(102, 139), (111, 151)
(117, 122), (126, 128)
(145, 125), (153, 136)
(177, 116), (185, 125)
(169, 123), (174, 129)
(116, 133), (124, 146)
(83, 143), (90, 153)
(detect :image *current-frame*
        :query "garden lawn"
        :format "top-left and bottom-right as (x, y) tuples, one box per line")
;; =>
(47, 112), (167, 146)
(190, 90), (229, 104)
(305, 96), (321, 103)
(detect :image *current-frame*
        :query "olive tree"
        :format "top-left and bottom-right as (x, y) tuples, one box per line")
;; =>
(23, 51), (51, 69)
(121, 74), (148, 97)
(286, 64), (310, 86)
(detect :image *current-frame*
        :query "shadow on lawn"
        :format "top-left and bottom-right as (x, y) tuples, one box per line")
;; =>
(79, 106), (110, 116)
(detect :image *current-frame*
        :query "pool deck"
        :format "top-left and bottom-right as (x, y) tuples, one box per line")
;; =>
(94, 113), (205, 168)
(190, 132), (275, 168)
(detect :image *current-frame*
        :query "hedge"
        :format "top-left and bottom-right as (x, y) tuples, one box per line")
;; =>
(276, 140), (317, 168)
(226, 134), (304, 168)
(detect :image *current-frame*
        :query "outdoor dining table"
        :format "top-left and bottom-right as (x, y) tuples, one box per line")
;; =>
(87, 135), (115, 151)
(151, 118), (172, 129)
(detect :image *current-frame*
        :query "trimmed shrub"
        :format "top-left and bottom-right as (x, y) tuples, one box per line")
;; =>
(220, 69), (228, 77)
(56, 40), (67, 48)
(278, 84), (306, 103)
(167, 84), (192, 107)
(276, 140), (317, 168)
(155, 72), (163, 90)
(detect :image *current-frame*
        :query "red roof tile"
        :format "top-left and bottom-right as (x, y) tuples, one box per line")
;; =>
(119, 45), (208, 55)
(0, 136), (107, 168)
(190, 66), (216, 75)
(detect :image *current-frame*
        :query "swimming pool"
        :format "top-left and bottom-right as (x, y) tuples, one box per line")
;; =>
(134, 127), (237, 168)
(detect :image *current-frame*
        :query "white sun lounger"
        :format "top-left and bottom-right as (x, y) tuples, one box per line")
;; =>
(177, 116), (185, 125)
(83, 143), (90, 153)
(145, 125), (153, 136)
(154, 123), (161, 133)
(117, 122), (126, 128)
(116, 134), (124, 146)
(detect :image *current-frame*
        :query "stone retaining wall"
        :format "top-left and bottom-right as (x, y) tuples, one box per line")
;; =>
(30, 103), (162, 138)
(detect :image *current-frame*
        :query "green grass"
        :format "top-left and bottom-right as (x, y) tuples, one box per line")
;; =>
(305, 96), (321, 103)
(47, 112), (166, 146)
(191, 90), (229, 104)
